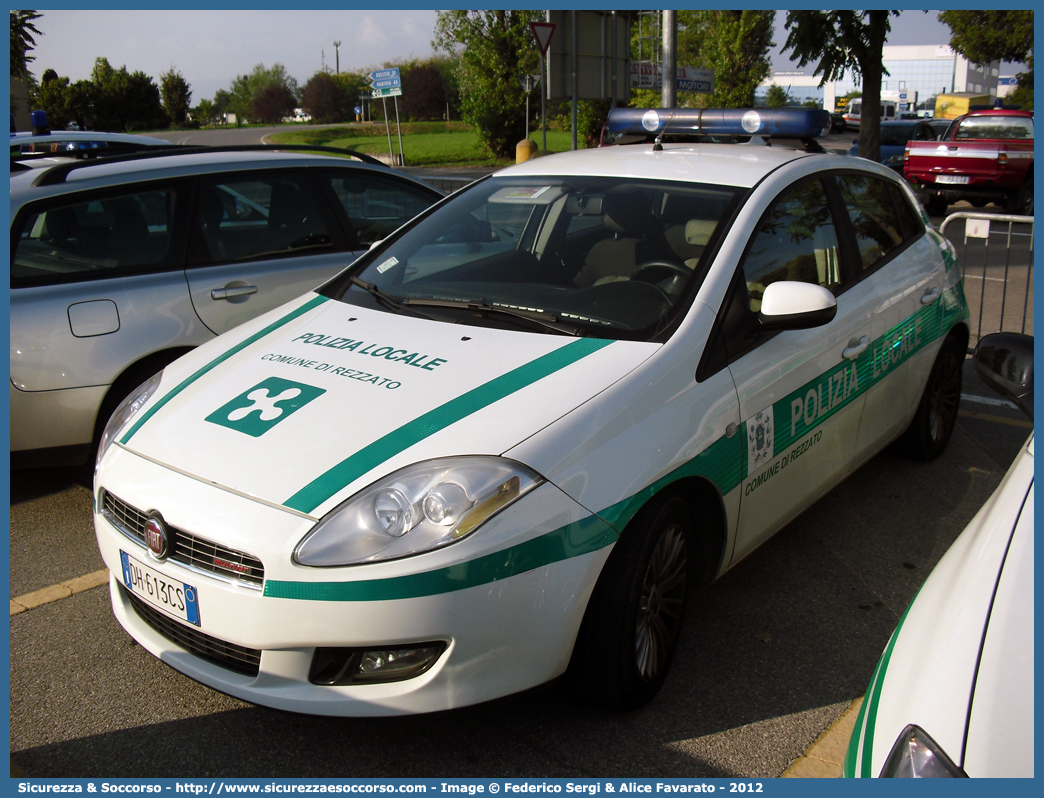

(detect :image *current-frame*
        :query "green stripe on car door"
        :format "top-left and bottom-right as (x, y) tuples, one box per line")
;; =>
(283, 337), (615, 514)
(120, 295), (329, 445)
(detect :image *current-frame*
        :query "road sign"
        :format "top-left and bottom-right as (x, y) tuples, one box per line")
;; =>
(519, 73), (540, 93)
(354, 106), (361, 115)
(530, 22), (555, 55)
(370, 68), (400, 82)
(371, 77), (401, 90)
(372, 86), (402, 99)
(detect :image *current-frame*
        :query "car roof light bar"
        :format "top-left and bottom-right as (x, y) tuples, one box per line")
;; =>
(606, 107), (832, 140)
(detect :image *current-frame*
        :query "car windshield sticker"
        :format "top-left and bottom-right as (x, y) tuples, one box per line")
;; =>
(746, 408), (774, 473)
(502, 186), (551, 200)
(119, 295), (328, 445)
(206, 377), (325, 437)
(376, 256), (399, 274)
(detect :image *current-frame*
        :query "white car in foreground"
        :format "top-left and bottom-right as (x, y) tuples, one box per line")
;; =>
(94, 108), (971, 715)
(845, 332), (1033, 777)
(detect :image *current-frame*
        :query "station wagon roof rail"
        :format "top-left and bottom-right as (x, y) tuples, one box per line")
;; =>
(24, 143), (388, 187)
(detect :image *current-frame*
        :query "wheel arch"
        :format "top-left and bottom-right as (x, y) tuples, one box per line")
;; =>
(91, 346), (195, 445)
(650, 476), (729, 587)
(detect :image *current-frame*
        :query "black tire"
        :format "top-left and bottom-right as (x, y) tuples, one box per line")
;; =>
(569, 494), (693, 709)
(969, 198), (988, 208)
(893, 334), (963, 461)
(926, 194), (948, 217)
(1005, 180), (1032, 215)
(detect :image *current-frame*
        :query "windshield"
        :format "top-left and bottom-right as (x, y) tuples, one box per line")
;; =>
(327, 175), (741, 339)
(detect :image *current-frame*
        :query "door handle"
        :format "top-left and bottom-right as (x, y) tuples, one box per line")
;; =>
(842, 335), (869, 361)
(920, 286), (941, 305)
(211, 284), (258, 301)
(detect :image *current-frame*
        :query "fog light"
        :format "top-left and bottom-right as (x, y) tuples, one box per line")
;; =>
(309, 642), (446, 686)
(354, 643), (445, 683)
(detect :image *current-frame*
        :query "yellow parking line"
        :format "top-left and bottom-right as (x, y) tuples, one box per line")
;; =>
(10, 569), (109, 616)
(783, 696), (864, 777)
(959, 408), (1033, 429)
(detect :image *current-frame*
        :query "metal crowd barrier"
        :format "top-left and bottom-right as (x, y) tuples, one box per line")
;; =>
(938, 212), (1034, 351)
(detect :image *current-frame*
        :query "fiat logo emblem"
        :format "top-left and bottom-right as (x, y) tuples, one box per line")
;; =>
(144, 513), (169, 560)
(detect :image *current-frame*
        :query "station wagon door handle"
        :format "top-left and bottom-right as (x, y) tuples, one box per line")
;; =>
(920, 287), (941, 305)
(211, 285), (258, 301)
(842, 336), (870, 361)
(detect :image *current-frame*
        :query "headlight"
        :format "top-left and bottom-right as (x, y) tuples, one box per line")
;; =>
(95, 371), (164, 470)
(880, 725), (966, 777)
(293, 457), (543, 566)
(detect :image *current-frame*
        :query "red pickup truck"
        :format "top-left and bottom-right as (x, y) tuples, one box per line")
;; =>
(904, 109), (1033, 216)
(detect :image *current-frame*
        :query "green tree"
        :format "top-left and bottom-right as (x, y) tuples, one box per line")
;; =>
(433, 10), (542, 158)
(627, 11), (773, 110)
(398, 57), (457, 122)
(302, 71), (350, 123)
(939, 10), (1033, 110)
(193, 98), (215, 126)
(32, 70), (76, 129)
(250, 83), (297, 124)
(88, 57), (165, 131)
(160, 66), (192, 127)
(228, 62), (299, 125)
(765, 84), (789, 108)
(699, 11), (775, 107)
(10, 10), (42, 84)
(782, 11), (898, 162)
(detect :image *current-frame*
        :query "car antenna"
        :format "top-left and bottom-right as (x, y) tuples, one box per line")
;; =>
(653, 109), (680, 151)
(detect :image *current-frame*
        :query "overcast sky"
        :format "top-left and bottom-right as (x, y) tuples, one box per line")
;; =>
(27, 10), (967, 104)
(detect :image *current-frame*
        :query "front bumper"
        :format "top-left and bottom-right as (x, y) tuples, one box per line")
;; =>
(94, 446), (614, 715)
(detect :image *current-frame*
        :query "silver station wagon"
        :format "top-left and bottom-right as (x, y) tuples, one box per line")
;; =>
(10, 145), (441, 467)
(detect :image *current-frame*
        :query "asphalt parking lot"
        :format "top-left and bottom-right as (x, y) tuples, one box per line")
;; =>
(9, 357), (1030, 778)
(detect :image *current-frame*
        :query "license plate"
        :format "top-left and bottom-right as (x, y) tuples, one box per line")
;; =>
(936, 175), (970, 185)
(120, 550), (201, 626)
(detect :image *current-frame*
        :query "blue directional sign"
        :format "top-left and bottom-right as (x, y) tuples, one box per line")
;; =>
(370, 68), (400, 82)
(372, 77), (401, 90)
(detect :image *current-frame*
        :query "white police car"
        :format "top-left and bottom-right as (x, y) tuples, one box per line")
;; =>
(93, 108), (970, 715)
(845, 333), (1032, 778)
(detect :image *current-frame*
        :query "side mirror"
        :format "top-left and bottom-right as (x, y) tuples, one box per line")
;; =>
(758, 281), (837, 331)
(973, 333), (1033, 420)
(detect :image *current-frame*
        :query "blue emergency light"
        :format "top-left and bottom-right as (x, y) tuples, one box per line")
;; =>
(606, 107), (831, 139)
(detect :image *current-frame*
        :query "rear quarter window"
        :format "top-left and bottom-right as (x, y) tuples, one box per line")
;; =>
(12, 186), (181, 287)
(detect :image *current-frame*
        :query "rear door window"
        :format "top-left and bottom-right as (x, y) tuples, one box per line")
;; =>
(191, 172), (338, 265)
(836, 174), (920, 272)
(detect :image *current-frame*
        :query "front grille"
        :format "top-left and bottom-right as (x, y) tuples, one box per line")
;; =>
(122, 586), (261, 677)
(101, 490), (265, 588)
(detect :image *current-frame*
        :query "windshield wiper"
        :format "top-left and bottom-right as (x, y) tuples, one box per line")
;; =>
(401, 296), (583, 336)
(349, 277), (445, 322)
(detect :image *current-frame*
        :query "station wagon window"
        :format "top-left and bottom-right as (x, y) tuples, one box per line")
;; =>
(11, 186), (181, 287)
(837, 174), (918, 271)
(320, 172), (437, 248)
(193, 173), (333, 265)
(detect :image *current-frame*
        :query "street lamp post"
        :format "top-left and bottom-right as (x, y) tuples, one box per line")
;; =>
(333, 40), (341, 75)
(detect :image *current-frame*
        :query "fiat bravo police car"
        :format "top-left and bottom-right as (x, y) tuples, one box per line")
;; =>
(93, 108), (970, 716)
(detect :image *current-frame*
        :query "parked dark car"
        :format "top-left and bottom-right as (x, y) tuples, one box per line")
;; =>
(830, 112), (847, 133)
(846, 119), (941, 173)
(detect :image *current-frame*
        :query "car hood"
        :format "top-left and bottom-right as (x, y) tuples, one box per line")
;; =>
(849, 433), (1034, 776)
(115, 293), (659, 519)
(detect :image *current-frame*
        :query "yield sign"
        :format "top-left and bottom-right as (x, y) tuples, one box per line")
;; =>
(530, 22), (556, 55)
